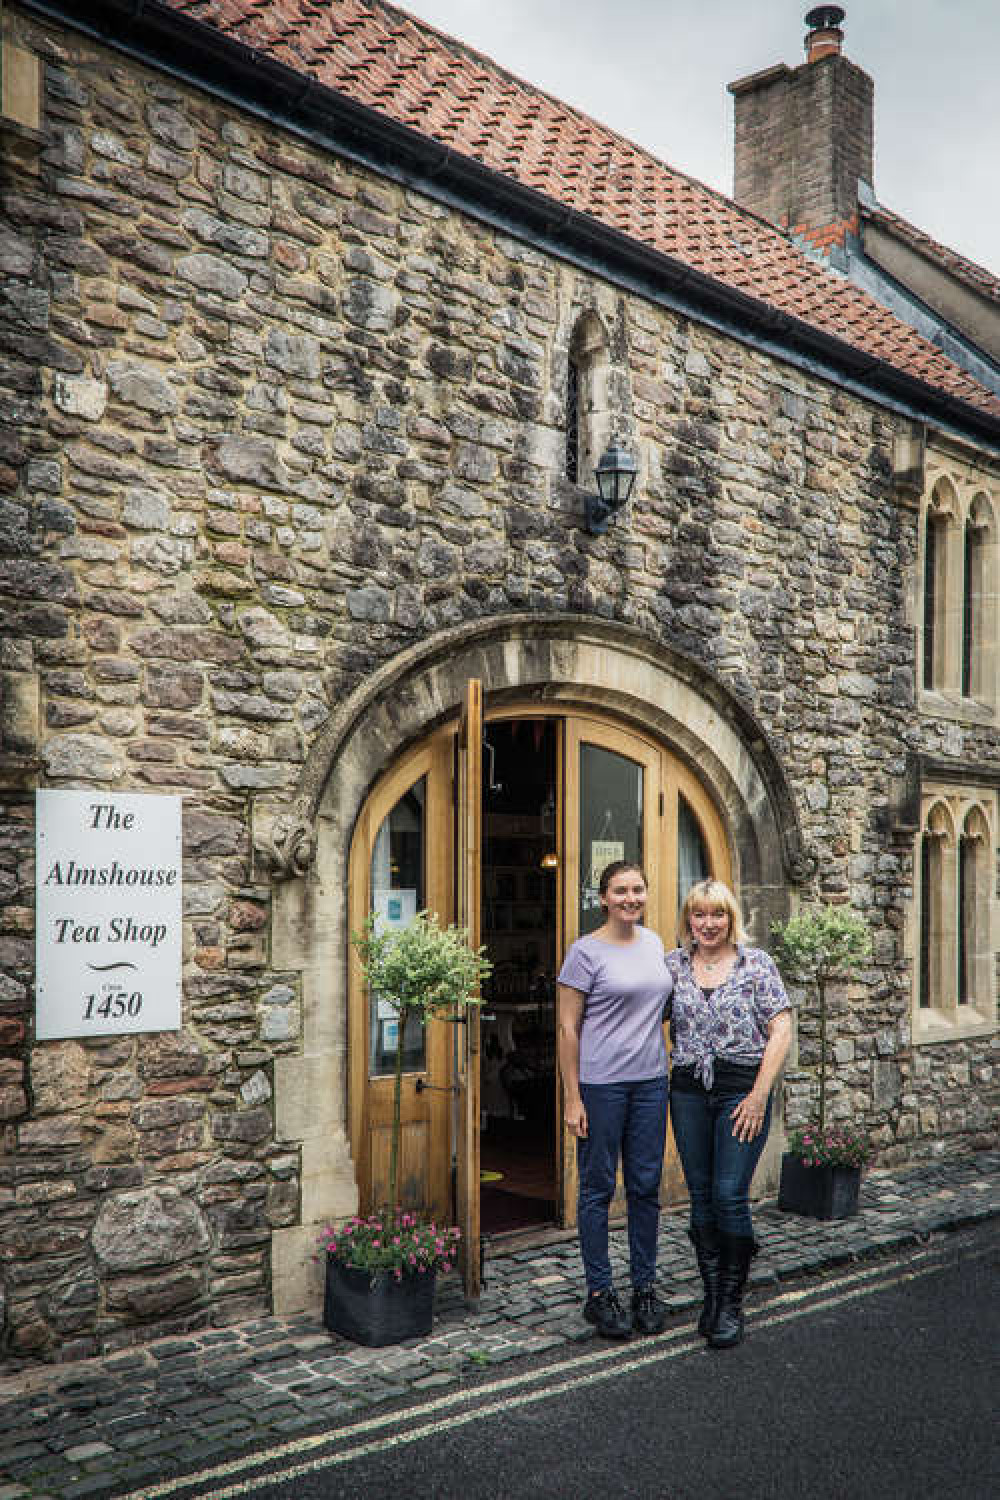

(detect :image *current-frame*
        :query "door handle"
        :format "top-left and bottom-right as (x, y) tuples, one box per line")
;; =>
(415, 1078), (461, 1095)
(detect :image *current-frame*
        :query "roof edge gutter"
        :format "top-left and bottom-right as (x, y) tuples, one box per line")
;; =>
(18, 0), (1000, 452)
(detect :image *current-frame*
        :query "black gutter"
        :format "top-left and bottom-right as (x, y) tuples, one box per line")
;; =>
(21, 0), (1000, 455)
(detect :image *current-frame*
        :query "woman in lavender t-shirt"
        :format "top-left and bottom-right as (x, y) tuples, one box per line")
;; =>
(557, 861), (672, 1340)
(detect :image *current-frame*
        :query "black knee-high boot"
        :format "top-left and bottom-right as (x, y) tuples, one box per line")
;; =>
(687, 1226), (721, 1338)
(707, 1234), (757, 1349)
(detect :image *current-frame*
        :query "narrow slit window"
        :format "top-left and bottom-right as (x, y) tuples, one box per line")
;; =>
(566, 354), (579, 484)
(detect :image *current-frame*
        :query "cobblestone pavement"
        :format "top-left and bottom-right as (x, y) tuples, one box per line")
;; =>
(1, 1149), (997, 1500)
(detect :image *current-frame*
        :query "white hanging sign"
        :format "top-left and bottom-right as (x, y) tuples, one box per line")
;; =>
(35, 790), (182, 1039)
(589, 839), (625, 889)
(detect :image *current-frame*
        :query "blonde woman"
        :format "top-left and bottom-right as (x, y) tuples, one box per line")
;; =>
(666, 879), (792, 1349)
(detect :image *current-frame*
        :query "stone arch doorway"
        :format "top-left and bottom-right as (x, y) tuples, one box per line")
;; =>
(264, 614), (812, 1313)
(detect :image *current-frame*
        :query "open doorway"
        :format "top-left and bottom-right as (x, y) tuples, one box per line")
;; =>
(480, 719), (559, 1234)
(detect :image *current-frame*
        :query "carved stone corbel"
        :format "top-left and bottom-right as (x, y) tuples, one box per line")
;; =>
(783, 835), (819, 886)
(254, 801), (317, 881)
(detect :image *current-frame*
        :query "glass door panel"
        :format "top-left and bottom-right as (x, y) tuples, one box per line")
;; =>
(677, 791), (710, 911)
(577, 743), (644, 936)
(561, 718), (662, 1227)
(369, 777), (426, 1076)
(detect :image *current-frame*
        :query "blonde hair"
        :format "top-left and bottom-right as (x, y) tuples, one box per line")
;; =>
(677, 878), (746, 948)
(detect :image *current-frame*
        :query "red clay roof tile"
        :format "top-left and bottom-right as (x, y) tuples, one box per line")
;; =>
(161, 0), (999, 419)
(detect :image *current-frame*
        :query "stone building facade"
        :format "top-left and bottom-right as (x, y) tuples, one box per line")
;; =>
(1, 0), (998, 1363)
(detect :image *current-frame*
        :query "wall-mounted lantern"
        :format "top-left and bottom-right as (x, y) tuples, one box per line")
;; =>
(586, 440), (638, 534)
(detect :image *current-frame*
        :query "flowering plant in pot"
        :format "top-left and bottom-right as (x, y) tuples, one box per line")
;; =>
(318, 1212), (461, 1280)
(785, 1123), (874, 1170)
(770, 905), (873, 1220)
(321, 911), (490, 1346)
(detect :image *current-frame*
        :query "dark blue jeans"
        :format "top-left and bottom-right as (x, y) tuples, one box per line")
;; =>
(669, 1065), (771, 1237)
(578, 1075), (668, 1292)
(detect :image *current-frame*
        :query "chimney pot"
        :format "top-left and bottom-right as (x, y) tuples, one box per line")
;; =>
(805, 5), (845, 62)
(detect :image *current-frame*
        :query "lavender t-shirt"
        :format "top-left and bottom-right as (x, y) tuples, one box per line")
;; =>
(558, 927), (672, 1084)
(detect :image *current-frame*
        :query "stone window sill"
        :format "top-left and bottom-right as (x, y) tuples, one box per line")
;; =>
(918, 689), (997, 727)
(912, 1003), (997, 1046)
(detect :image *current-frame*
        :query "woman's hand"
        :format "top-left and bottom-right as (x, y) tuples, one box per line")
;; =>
(730, 1089), (768, 1143)
(565, 1096), (588, 1139)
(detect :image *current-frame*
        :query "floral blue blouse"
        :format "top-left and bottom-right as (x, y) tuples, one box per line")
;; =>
(665, 945), (791, 1089)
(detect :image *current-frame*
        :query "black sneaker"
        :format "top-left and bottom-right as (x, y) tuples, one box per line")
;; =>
(631, 1284), (667, 1336)
(583, 1287), (631, 1338)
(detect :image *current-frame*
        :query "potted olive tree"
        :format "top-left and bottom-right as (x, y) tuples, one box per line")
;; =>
(771, 905), (874, 1220)
(319, 911), (490, 1345)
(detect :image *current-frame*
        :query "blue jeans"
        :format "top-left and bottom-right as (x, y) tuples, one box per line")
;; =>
(578, 1075), (668, 1292)
(669, 1066), (771, 1237)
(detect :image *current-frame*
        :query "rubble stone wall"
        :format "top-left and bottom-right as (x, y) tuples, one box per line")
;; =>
(0, 9), (997, 1362)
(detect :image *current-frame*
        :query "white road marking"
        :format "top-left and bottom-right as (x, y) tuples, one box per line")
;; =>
(119, 1241), (989, 1500)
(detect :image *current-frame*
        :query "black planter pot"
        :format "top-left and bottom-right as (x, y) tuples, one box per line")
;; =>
(777, 1153), (862, 1220)
(323, 1255), (436, 1346)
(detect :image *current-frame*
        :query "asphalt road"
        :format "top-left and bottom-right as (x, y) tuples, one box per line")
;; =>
(132, 1222), (999, 1500)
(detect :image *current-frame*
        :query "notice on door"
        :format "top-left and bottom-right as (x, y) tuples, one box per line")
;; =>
(589, 840), (625, 888)
(35, 790), (182, 1040)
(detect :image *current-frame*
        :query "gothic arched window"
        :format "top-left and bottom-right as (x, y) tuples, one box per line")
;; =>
(920, 476), (998, 708)
(914, 788), (997, 1043)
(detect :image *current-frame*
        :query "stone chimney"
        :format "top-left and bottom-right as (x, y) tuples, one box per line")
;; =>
(728, 7), (873, 240)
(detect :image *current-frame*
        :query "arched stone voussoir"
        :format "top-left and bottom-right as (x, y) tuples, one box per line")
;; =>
(255, 612), (814, 891)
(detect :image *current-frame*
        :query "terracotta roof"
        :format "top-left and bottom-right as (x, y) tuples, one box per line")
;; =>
(863, 202), (1000, 310)
(160, 0), (1000, 420)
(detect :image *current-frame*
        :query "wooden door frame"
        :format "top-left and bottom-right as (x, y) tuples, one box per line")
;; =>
(455, 680), (483, 1299)
(346, 700), (733, 1239)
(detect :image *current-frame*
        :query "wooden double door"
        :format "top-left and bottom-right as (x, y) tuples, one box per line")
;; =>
(347, 687), (731, 1297)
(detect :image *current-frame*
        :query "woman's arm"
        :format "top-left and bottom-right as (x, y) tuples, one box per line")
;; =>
(730, 1008), (792, 1143)
(557, 983), (588, 1139)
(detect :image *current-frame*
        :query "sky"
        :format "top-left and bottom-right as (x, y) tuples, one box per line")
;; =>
(396, 0), (998, 277)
